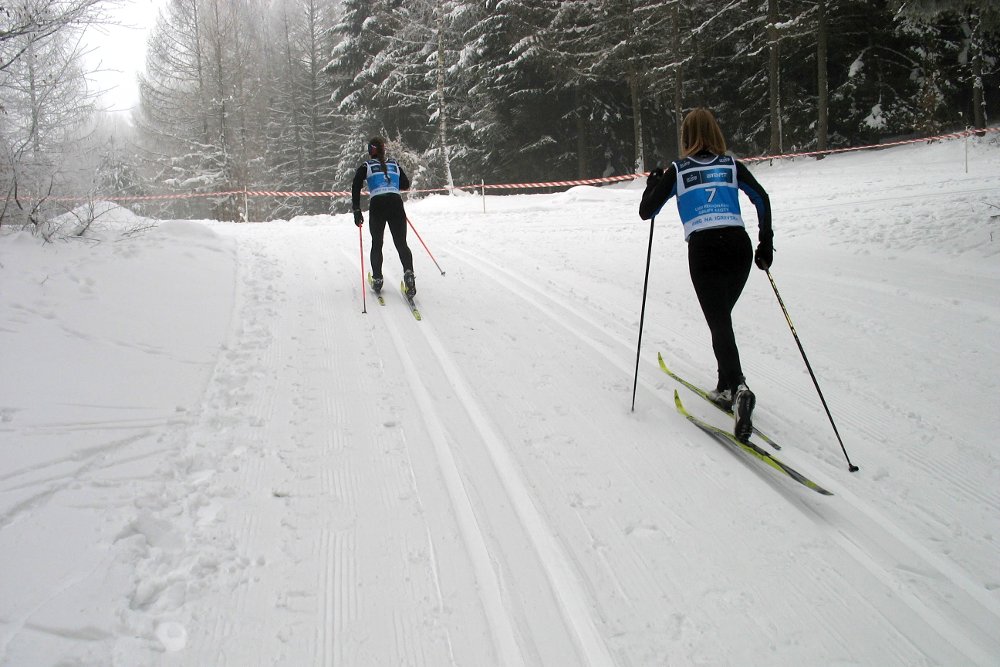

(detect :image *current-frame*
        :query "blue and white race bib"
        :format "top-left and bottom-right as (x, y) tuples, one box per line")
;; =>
(673, 155), (745, 239)
(365, 159), (401, 197)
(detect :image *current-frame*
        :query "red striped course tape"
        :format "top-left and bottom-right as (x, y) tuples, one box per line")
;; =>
(33, 126), (1000, 204)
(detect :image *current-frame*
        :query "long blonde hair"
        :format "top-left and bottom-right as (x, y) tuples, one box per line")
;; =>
(681, 108), (728, 157)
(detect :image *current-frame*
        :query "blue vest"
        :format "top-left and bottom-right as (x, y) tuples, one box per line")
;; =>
(365, 159), (401, 197)
(672, 155), (745, 240)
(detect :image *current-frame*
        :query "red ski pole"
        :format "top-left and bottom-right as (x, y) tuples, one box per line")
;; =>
(406, 216), (446, 275)
(359, 223), (367, 313)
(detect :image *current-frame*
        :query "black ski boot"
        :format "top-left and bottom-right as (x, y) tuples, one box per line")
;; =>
(733, 383), (756, 442)
(708, 387), (733, 410)
(403, 270), (416, 299)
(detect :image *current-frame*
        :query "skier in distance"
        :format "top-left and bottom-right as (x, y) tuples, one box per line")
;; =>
(352, 136), (416, 298)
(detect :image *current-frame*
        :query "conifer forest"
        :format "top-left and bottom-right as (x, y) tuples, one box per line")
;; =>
(2, 0), (998, 224)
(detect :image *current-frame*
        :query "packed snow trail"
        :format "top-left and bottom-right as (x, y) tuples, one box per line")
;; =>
(1, 139), (999, 665)
(143, 224), (492, 666)
(151, 211), (997, 664)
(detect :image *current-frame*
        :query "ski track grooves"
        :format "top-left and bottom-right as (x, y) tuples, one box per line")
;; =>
(446, 241), (1000, 665)
(445, 245), (646, 384)
(377, 298), (526, 666)
(364, 259), (614, 666)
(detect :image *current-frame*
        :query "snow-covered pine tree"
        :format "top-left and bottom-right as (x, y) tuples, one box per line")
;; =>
(894, 0), (999, 132)
(449, 2), (516, 183)
(534, 0), (662, 174)
(381, 0), (477, 191)
(326, 0), (412, 199)
(265, 0), (341, 217)
(459, 0), (583, 185)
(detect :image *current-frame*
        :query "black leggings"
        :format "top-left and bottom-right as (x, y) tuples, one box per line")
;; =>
(687, 226), (753, 393)
(368, 194), (413, 278)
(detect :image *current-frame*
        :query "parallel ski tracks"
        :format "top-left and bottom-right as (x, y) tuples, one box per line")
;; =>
(446, 242), (1000, 664)
(188, 235), (998, 665)
(369, 275), (616, 667)
(444, 245), (651, 380)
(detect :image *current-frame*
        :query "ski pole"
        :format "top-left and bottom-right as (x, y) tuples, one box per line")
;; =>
(406, 216), (446, 275)
(359, 223), (367, 314)
(631, 216), (655, 411)
(766, 269), (859, 472)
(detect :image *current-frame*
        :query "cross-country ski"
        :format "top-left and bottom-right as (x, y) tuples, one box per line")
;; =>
(659, 352), (782, 450)
(368, 272), (385, 306)
(400, 280), (422, 320)
(673, 391), (832, 496)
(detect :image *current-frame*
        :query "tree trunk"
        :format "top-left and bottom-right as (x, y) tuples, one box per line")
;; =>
(575, 87), (587, 178)
(624, 0), (643, 171)
(972, 75), (985, 131)
(629, 62), (644, 171)
(768, 0), (781, 155)
(816, 0), (828, 159)
(27, 40), (41, 154)
(436, 0), (455, 192)
(970, 12), (986, 132)
(210, 0), (236, 221)
(190, 0), (208, 146)
(306, 0), (320, 191)
(673, 0), (683, 155)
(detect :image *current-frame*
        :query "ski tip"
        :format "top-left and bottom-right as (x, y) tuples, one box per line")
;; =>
(657, 352), (669, 372)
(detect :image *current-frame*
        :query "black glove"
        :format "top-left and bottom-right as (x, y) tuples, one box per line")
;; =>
(647, 167), (664, 188)
(754, 241), (773, 270)
(353, 209), (363, 227)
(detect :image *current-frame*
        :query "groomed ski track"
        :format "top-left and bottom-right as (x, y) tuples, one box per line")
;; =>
(147, 205), (1000, 667)
(446, 240), (1000, 665)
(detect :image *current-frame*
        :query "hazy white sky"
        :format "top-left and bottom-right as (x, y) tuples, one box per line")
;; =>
(86, 0), (166, 112)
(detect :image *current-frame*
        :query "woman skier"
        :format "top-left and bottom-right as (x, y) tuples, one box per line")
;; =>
(351, 136), (416, 298)
(639, 107), (773, 441)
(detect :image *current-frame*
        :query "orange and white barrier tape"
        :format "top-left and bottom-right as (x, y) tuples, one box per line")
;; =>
(46, 189), (353, 202)
(28, 125), (1000, 204)
(742, 125), (1000, 163)
(477, 173), (638, 190)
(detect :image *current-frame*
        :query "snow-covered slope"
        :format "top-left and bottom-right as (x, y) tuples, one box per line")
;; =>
(1, 138), (999, 665)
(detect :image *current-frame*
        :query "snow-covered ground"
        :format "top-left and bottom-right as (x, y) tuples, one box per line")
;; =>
(1, 138), (999, 666)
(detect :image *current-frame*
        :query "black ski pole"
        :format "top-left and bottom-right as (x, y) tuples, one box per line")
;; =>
(766, 269), (859, 472)
(631, 216), (655, 412)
